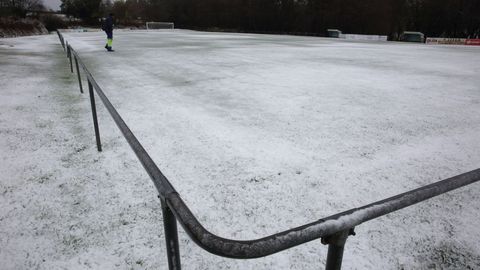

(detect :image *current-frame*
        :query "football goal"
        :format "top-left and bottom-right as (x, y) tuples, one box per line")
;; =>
(146, 22), (174, 30)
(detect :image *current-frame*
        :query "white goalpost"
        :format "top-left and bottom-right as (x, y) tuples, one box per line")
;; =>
(146, 22), (175, 30)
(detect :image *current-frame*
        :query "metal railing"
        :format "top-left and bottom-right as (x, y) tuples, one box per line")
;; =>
(57, 30), (480, 270)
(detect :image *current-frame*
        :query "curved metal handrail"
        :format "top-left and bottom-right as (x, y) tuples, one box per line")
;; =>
(166, 167), (480, 258)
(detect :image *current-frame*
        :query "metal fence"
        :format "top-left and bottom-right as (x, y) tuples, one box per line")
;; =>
(56, 30), (480, 270)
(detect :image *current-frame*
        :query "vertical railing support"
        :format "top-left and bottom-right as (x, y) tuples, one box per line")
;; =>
(88, 81), (102, 152)
(66, 41), (69, 57)
(161, 198), (182, 270)
(68, 46), (74, 73)
(322, 228), (355, 270)
(74, 56), (84, 93)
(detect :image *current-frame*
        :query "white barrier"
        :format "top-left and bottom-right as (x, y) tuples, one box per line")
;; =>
(340, 34), (388, 42)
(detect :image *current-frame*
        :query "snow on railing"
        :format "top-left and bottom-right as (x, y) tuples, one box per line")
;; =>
(57, 30), (480, 270)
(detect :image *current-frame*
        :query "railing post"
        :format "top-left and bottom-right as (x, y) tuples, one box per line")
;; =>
(161, 198), (182, 270)
(322, 228), (355, 270)
(88, 80), (102, 152)
(68, 46), (73, 73)
(74, 56), (84, 93)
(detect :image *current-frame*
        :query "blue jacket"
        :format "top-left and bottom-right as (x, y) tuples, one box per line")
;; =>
(104, 16), (113, 32)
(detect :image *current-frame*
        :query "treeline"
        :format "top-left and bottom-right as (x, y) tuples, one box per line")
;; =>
(61, 0), (480, 38)
(1, 0), (72, 31)
(0, 0), (45, 17)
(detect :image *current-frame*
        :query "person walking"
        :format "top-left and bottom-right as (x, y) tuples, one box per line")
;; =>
(103, 13), (114, 52)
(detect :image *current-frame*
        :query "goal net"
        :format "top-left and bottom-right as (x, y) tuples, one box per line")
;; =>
(146, 22), (174, 30)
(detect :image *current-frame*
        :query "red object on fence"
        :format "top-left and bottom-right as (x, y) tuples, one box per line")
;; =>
(466, 39), (480, 46)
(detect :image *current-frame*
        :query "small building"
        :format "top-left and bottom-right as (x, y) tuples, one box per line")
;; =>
(327, 29), (342, 38)
(400, 31), (425, 43)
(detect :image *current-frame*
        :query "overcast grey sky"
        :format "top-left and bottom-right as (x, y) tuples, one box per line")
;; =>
(43, 0), (61, 11)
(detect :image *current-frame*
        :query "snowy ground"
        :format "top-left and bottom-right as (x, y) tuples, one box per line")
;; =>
(1, 30), (480, 269)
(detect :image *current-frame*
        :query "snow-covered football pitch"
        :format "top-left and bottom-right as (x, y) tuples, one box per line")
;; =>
(1, 30), (480, 269)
